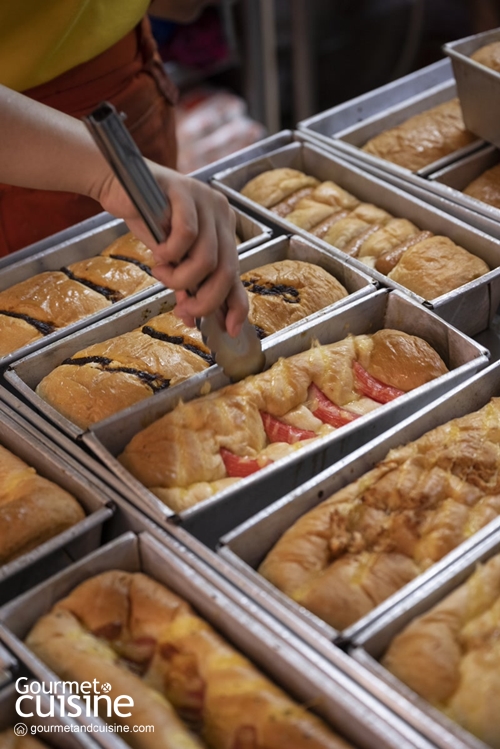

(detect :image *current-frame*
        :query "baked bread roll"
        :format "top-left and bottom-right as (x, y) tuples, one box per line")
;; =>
(36, 260), (348, 429)
(240, 170), (490, 298)
(0, 232), (156, 358)
(0, 444), (85, 564)
(0, 731), (47, 749)
(382, 553), (500, 748)
(241, 168), (319, 208)
(258, 397), (500, 630)
(118, 330), (448, 512)
(470, 40), (500, 73)
(361, 99), (476, 172)
(25, 570), (351, 749)
(463, 162), (500, 210)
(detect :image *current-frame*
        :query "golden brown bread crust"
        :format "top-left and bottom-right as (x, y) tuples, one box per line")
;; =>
(463, 162), (500, 210)
(387, 236), (490, 299)
(99, 232), (156, 267)
(240, 168), (319, 208)
(382, 554), (500, 747)
(470, 41), (500, 73)
(26, 570), (351, 749)
(0, 445), (85, 564)
(361, 99), (476, 172)
(0, 732), (47, 749)
(118, 330), (447, 512)
(258, 398), (500, 630)
(66, 256), (156, 300)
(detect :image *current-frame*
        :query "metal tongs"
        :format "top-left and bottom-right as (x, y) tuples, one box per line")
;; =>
(84, 102), (265, 382)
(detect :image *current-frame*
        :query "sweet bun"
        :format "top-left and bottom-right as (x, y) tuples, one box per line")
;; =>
(463, 162), (500, 210)
(25, 570), (351, 749)
(258, 397), (500, 630)
(240, 168), (319, 208)
(0, 445), (85, 564)
(382, 553), (500, 747)
(470, 40), (500, 73)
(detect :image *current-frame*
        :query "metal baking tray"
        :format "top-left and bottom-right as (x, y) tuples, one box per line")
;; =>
(218, 358), (500, 652)
(445, 27), (500, 149)
(0, 206), (272, 370)
(80, 288), (488, 548)
(0, 642), (16, 688)
(212, 137), (500, 336)
(297, 64), (483, 180)
(349, 529), (500, 749)
(5, 234), (377, 441)
(0, 531), (436, 749)
(0, 683), (102, 749)
(0, 400), (114, 605)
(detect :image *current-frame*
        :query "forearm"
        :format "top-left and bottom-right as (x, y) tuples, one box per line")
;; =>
(0, 85), (108, 199)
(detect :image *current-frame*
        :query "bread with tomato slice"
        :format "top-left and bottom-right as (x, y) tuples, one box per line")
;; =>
(0, 444), (85, 565)
(25, 570), (352, 749)
(258, 397), (500, 631)
(118, 329), (448, 513)
(381, 552), (500, 747)
(0, 232), (156, 358)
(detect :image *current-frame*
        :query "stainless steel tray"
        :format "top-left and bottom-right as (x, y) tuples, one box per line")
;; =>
(0, 642), (16, 688)
(81, 288), (488, 548)
(0, 531), (436, 749)
(298, 62), (483, 180)
(212, 137), (500, 336)
(0, 400), (114, 604)
(0, 683), (102, 749)
(5, 234), (377, 440)
(445, 27), (500, 149)
(218, 359), (500, 652)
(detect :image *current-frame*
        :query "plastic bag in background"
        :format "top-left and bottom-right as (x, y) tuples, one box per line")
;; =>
(176, 88), (267, 173)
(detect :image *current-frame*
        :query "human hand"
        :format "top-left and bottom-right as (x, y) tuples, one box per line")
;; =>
(97, 161), (248, 337)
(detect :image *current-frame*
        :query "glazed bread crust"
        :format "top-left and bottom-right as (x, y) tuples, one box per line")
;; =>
(463, 162), (500, 210)
(258, 398), (500, 630)
(25, 570), (351, 749)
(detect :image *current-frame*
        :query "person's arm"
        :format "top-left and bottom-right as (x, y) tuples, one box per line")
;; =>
(0, 84), (247, 335)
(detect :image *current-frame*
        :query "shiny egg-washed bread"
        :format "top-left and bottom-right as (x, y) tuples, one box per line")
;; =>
(0, 732), (47, 749)
(258, 398), (500, 631)
(0, 233), (156, 357)
(240, 168), (490, 298)
(361, 98), (476, 172)
(25, 570), (351, 749)
(463, 162), (500, 210)
(36, 260), (348, 429)
(0, 444), (85, 564)
(382, 553), (500, 748)
(118, 330), (448, 513)
(470, 40), (500, 73)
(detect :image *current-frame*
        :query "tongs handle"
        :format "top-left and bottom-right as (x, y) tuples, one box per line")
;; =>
(84, 102), (171, 244)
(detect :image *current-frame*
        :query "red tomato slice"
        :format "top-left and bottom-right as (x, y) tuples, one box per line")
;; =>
(260, 411), (317, 444)
(353, 361), (405, 403)
(309, 383), (360, 427)
(220, 447), (272, 478)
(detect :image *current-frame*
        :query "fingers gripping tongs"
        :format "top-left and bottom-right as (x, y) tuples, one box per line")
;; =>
(84, 102), (265, 382)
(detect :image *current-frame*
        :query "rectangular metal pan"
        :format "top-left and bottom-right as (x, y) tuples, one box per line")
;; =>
(4, 234), (377, 441)
(211, 138), (500, 336)
(445, 27), (500, 149)
(297, 64), (483, 180)
(218, 359), (500, 654)
(0, 206), (272, 370)
(0, 683), (102, 749)
(0, 642), (16, 688)
(0, 400), (114, 605)
(80, 289), (488, 548)
(0, 531), (436, 749)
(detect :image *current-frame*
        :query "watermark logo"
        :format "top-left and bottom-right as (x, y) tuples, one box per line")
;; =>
(14, 724), (28, 737)
(15, 678), (134, 719)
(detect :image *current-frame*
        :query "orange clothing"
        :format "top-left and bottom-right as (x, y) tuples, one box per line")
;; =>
(0, 18), (179, 257)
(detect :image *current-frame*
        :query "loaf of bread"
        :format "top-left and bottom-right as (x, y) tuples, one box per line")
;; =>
(258, 397), (500, 630)
(463, 162), (500, 210)
(118, 330), (448, 512)
(0, 731), (47, 749)
(25, 570), (352, 749)
(361, 99), (476, 172)
(0, 233), (157, 358)
(240, 168), (490, 298)
(471, 40), (500, 73)
(382, 553), (500, 748)
(0, 444), (85, 564)
(36, 260), (348, 429)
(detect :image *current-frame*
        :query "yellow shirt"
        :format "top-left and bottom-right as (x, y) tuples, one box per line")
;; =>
(0, 0), (150, 91)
